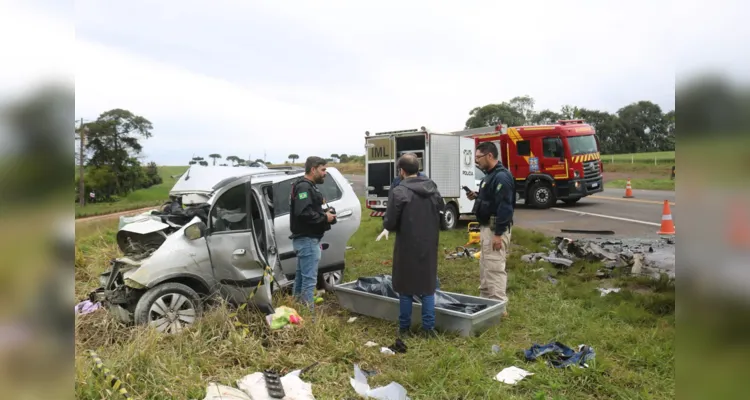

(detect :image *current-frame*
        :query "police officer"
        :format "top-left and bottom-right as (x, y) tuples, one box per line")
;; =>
(289, 156), (336, 309)
(465, 142), (515, 315)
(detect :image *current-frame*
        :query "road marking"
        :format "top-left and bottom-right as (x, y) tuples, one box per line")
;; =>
(590, 195), (675, 206)
(551, 207), (662, 227)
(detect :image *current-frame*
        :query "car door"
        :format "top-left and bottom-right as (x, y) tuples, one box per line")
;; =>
(205, 179), (270, 306)
(317, 169), (360, 275)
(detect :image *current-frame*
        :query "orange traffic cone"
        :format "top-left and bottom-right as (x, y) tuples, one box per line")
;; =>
(623, 179), (634, 198)
(657, 200), (676, 235)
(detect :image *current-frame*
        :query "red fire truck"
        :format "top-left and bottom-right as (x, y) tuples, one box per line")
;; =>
(449, 119), (604, 208)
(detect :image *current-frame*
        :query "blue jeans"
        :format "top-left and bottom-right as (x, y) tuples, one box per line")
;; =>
(292, 237), (321, 308)
(399, 293), (436, 331)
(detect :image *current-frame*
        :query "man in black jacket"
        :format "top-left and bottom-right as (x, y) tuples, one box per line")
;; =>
(465, 142), (515, 316)
(383, 154), (444, 338)
(289, 156), (336, 308)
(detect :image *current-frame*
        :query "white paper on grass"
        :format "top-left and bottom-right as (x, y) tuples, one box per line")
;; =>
(236, 370), (315, 400)
(350, 364), (410, 400)
(494, 366), (534, 385)
(202, 382), (252, 400)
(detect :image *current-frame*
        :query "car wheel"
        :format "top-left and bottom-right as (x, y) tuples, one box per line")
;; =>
(134, 282), (203, 334)
(318, 269), (343, 290)
(441, 203), (458, 230)
(528, 182), (556, 209)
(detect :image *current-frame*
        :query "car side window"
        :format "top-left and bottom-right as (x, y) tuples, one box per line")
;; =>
(272, 175), (343, 217)
(319, 176), (343, 203)
(517, 140), (531, 156)
(272, 180), (294, 216)
(210, 183), (248, 232)
(543, 138), (563, 158)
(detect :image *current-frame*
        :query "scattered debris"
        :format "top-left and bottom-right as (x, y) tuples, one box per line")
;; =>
(348, 317), (358, 323)
(444, 246), (480, 260)
(266, 306), (303, 330)
(546, 275), (559, 285)
(346, 246), (355, 250)
(262, 370), (285, 398)
(491, 344), (501, 354)
(380, 347), (395, 356)
(561, 229), (615, 235)
(75, 300), (101, 315)
(524, 341), (596, 368)
(494, 366), (534, 385)
(364, 341), (379, 347)
(388, 338), (408, 354)
(522, 237), (675, 279)
(598, 288), (621, 296)
(350, 364), (410, 400)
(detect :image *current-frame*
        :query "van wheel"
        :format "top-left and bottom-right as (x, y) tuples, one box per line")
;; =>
(134, 283), (203, 334)
(441, 203), (458, 230)
(528, 182), (556, 209)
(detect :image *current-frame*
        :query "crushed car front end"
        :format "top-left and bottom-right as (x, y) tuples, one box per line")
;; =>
(89, 257), (147, 324)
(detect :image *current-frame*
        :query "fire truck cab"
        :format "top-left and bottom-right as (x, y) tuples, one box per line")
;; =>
(452, 119), (604, 208)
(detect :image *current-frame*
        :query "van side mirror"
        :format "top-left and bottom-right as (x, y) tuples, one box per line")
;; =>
(184, 221), (208, 240)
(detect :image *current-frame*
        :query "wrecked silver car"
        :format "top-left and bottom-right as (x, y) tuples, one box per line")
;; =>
(89, 166), (362, 333)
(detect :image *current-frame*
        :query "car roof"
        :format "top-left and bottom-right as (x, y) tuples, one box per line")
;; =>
(169, 165), (269, 196)
(170, 165), (343, 196)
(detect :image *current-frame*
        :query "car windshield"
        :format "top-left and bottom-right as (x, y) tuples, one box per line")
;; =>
(567, 135), (598, 155)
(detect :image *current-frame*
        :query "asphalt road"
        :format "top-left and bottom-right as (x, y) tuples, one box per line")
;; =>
(345, 174), (675, 240)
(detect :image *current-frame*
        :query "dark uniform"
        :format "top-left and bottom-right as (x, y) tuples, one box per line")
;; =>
(288, 178), (334, 306)
(472, 163), (515, 302)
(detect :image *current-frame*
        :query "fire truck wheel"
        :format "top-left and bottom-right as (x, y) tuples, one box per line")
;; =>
(441, 203), (458, 230)
(528, 182), (556, 209)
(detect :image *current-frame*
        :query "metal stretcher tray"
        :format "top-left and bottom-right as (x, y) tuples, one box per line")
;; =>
(333, 280), (507, 337)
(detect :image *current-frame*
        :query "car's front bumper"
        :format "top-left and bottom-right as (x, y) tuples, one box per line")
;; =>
(88, 260), (143, 324)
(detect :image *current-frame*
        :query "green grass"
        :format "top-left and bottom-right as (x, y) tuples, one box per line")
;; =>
(74, 200), (674, 399)
(74, 166), (188, 218)
(602, 151), (675, 165)
(606, 178), (675, 191)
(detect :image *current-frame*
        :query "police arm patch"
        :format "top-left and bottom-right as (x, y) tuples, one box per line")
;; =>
(298, 191), (308, 200)
(496, 183), (503, 192)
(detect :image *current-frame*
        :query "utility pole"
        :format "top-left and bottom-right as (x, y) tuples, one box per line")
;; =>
(76, 118), (88, 207)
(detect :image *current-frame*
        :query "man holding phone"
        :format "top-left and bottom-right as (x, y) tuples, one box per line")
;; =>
(465, 142), (515, 316)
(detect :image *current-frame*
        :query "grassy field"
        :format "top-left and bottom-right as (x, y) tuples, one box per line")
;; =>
(75, 166), (188, 218)
(75, 163), (365, 218)
(74, 199), (675, 399)
(605, 178), (675, 191)
(602, 151), (675, 166)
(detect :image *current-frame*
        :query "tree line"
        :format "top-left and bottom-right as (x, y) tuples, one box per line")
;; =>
(465, 96), (675, 154)
(75, 109), (162, 203)
(186, 153), (365, 166)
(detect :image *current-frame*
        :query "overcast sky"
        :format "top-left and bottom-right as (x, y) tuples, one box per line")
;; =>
(3, 0), (748, 165)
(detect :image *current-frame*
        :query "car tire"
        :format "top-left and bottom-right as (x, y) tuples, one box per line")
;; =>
(134, 282), (203, 334)
(528, 182), (556, 209)
(441, 203), (458, 230)
(318, 269), (343, 291)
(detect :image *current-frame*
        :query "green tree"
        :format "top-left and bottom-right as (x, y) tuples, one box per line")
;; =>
(84, 108), (153, 195)
(209, 153), (222, 166)
(225, 155), (239, 166)
(288, 154), (299, 163)
(465, 103), (526, 129)
(330, 153), (340, 162)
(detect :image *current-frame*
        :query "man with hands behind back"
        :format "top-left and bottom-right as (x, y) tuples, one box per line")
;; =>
(465, 142), (515, 317)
